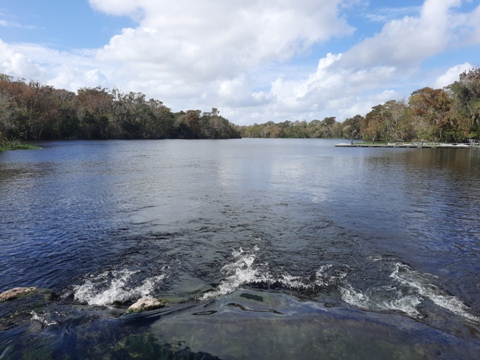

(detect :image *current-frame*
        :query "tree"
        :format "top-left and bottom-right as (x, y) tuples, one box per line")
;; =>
(1, 75), (240, 141)
(9, 81), (61, 140)
(0, 77), (25, 139)
(448, 67), (480, 139)
(77, 87), (113, 139)
(144, 99), (175, 138)
(176, 110), (202, 138)
(409, 87), (454, 141)
(342, 115), (363, 140)
(199, 108), (241, 139)
(0, 92), (15, 141)
(381, 100), (413, 141)
(50, 89), (80, 139)
(361, 105), (387, 142)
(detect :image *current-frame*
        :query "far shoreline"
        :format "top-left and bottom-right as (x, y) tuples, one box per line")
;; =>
(335, 141), (480, 149)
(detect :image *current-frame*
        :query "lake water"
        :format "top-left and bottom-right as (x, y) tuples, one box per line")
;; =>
(1, 139), (479, 359)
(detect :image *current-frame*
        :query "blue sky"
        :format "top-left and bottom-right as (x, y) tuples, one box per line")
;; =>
(1, 0), (479, 125)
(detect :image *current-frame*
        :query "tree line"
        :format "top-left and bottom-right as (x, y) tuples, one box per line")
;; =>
(2, 68), (479, 144)
(238, 68), (480, 143)
(0, 74), (241, 142)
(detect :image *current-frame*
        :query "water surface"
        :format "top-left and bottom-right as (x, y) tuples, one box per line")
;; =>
(1, 139), (479, 358)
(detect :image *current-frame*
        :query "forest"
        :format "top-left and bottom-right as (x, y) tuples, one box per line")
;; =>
(0, 74), (241, 142)
(238, 68), (480, 143)
(1, 68), (479, 144)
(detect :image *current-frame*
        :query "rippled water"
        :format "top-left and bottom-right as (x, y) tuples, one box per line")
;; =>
(1, 139), (479, 358)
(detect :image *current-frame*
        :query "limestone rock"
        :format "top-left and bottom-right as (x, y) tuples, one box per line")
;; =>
(0, 287), (38, 302)
(126, 297), (165, 313)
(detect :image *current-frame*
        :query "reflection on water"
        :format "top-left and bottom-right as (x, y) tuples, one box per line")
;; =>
(1, 140), (479, 357)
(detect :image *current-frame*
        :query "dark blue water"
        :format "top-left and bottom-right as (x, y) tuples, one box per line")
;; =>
(1, 139), (479, 358)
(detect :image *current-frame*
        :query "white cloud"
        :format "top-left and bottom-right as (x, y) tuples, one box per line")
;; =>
(48, 67), (110, 91)
(257, 0), (480, 123)
(88, 0), (142, 17)
(86, 0), (356, 121)
(88, 0), (480, 123)
(264, 53), (402, 121)
(0, 39), (44, 79)
(457, 3), (480, 46)
(364, 6), (421, 23)
(0, 39), (110, 91)
(434, 62), (473, 89)
(216, 75), (271, 107)
(1, 0), (480, 125)
(94, 0), (353, 80)
(344, 0), (464, 68)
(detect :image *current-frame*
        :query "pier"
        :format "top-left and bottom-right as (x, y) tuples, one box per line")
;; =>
(335, 142), (480, 149)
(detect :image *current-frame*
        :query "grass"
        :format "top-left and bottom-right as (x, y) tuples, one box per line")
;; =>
(0, 140), (42, 151)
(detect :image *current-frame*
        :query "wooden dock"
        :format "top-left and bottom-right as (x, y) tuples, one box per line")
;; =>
(335, 142), (479, 149)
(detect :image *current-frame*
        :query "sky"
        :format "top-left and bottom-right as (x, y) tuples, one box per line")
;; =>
(0, 0), (479, 125)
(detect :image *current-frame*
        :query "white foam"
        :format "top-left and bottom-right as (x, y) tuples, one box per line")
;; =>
(391, 263), (480, 323)
(315, 265), (349, 287)
(231, 247), (245, 258)
(30, 311), (58, 326)
(202, 248), (271, 300)
(339, 285), (370, 308)
(202, 249), (480, 323)
(339, 284), (422, 318)
(199, 246), (480, 325)
(339, 262), (480, 322)
(73, 269), (166, 306)
(382, 294), (423, 318)
(202, 248), (346, 300)
(277, 274), (311, 289)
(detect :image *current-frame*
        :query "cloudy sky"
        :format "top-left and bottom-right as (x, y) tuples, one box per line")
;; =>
(1, 0), (479, 125)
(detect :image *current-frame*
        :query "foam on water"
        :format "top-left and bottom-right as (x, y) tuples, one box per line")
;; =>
(73, 269), (167, 306)
(314, 264), (350, 287)
(202, 248), (345, 300)
(340, 262), (480, 322)
(79, 244), (478, 325)
(339, 284), (423, 318)
(211, 249), (480, 323)
(30, 311), (58, 327)
(201, 247), (271, 300)
(391, 263), (480, 322)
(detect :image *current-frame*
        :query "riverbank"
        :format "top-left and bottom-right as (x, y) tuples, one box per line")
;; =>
(0, 141), (42, 151)
(335, 142), (480, 149)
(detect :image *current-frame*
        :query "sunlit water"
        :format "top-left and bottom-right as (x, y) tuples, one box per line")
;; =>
(1, 139), (479, 358)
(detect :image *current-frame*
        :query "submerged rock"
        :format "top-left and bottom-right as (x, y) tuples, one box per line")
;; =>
(0, 287), (58, 332)
(0, 287), (39, 302)
(126, 297), (166, 313)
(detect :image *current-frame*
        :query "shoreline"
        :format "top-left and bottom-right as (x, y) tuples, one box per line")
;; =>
(0, 141), (42, 151)
(335, 142), (480, 149)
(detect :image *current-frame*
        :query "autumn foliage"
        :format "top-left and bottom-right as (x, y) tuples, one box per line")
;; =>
(239, 68), (480, 142)
(0, 75), (240, 142)
(2, 68), (480, 143)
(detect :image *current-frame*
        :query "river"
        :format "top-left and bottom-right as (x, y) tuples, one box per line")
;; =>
(0, 139), (479, 359)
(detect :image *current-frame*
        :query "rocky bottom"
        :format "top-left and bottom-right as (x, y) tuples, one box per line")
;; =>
(1, 287), (480, 359)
